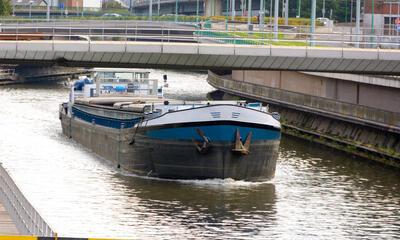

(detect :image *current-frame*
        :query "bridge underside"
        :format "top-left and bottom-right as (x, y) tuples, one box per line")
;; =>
(0, 41), (399, 75)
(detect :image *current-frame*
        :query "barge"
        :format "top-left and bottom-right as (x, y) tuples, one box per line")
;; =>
(59, 69), (281, 181)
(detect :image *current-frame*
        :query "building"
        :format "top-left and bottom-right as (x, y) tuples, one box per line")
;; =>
(364, 0), (400, 35)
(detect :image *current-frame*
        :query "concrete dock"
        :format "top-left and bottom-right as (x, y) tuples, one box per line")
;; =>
(0, 202), (19, 235)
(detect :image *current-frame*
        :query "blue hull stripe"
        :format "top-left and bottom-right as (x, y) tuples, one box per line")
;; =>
(72, 107), (140, 129)
(146, 125), (281, 141)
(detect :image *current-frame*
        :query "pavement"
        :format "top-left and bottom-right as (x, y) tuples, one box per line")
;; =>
(0, 202), (19, 235)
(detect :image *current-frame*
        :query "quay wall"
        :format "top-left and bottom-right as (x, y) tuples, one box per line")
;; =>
(208, 70), (400, 168)
(0, 164), (55, 236)
(232, 70), (400, 114)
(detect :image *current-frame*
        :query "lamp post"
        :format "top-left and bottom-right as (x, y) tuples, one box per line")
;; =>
(226, 0), (229, 30)
(355, 0), (360, 47)
(269, 0), (272, 25)
(231, 0), (235, 21)
(29, 0), (34, 19)
(158, 0), (160, 16)
(297, 0), (300, 18)
(322, 0), (325, 18)
(149, 0), (153, 21)
(284, 0), (288, 25)
(273, 0), (279, 39)
(175, 0), (178, 22)
(371, 0), (374, 34)
(259, 0), (264, 31)
(196, 0), (199, 23)
(310, 0), (316, 46)
(247, 0), (252, 30)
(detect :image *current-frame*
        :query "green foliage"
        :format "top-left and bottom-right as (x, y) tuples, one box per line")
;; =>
(102, 0), (124, 9)
(0, 0), (12, 16)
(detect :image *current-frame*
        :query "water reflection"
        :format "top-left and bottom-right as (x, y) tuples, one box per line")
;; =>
(112, 175), (277, 239)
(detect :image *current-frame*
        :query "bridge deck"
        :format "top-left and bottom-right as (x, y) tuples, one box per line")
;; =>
(0, 202), (19, 235)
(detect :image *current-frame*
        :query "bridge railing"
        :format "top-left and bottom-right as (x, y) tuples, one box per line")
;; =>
(0, 164), (56, 236)
(1, 20), (400, 49)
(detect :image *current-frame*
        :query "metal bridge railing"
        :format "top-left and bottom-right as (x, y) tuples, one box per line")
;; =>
(0, 20), (400, 50)
(0, 164), (56, 237)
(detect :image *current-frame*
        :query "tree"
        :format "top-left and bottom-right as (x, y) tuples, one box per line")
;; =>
(0, 0), (12, 16)
(102, 0), (124, 9)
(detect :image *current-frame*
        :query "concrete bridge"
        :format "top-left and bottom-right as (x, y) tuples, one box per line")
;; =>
(1, 40), (400, 74)
(1, 23), (400, 74)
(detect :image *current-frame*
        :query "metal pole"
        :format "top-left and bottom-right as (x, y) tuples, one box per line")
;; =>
(310, 0), (316, 45)
(297, 0), (301, 18)
(269, 0), (272, 24)
(322, 0), (325, 18)
(149, 0), (153, 21)
(397, 2), (399, 36)
(29, 3), (32, 19)
(197, 0), (199, 22)
(371, 0), (374, 34)
(226, 0), (229, 30)
(274, 0), (279, 39)
(175, 0), (178, 22)
(158, 0), (160, 16)
(350, 0), (353, 23)
(259, 0), (264, 31)
(355, 0), (360, 47)
(284, 0), (288, 25)
(247, 0), (252, 29)
(46, 0), (50, 21)
(390, 2), (392, 35)
(232, 0), (235, 20)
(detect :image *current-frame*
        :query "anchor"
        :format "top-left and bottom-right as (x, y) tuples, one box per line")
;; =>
(232, 129), (252, 155)
(192, 128), (211, 154)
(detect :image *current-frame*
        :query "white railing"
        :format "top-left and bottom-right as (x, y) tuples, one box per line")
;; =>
(0, 164), (56, 236)
(0, 20), (400, 50)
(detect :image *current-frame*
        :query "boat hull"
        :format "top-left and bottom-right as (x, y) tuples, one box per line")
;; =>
(134, 135), (279, 181)
(60, 106), (280, 181)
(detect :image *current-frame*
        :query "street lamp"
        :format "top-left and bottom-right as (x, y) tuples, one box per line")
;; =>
(310, 0), (316, 45)
(273, 0), (279, 39)
(247, 0), (252, 30)
(284, 0), (288, 25)
(371, 0), (374, 34)
(355, 0), (360, 47)
(259, 0), (264, 31)
(149, 0), (153, 20)
(29, 0), (34, 19)
(297, 0), (301, 18)
(231, 0), (235, 21)
(175, 0), (179, 22)
(196, 0), (199, 23)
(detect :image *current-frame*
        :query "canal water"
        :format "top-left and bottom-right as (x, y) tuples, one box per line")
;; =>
(0, 70), (399, 239)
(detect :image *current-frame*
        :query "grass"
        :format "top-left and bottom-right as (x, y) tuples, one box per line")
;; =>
(196, 30), (309, 47)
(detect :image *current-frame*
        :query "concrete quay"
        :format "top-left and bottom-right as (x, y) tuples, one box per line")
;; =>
(208, 70), (400, 168)
(0, 202), (19, 235)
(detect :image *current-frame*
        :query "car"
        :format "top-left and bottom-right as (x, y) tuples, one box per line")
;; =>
(317, 17), (330, 25)
(102, 13), (122, 18)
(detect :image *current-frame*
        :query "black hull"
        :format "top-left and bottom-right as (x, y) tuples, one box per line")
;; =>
(61, 112), (280, 181)
(131, 135), (279, 181)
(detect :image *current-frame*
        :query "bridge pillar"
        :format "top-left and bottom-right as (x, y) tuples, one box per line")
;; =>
(204, 0), (222, 16)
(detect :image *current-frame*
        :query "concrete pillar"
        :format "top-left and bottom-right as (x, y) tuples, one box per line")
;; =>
(204, 0), (222, 16)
